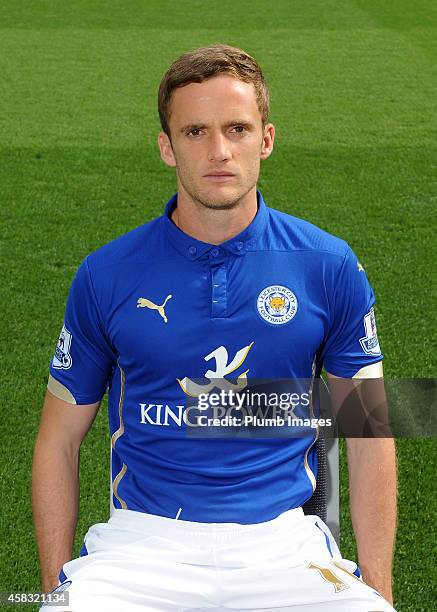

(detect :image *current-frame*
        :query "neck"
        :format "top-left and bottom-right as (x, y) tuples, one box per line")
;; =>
(171, 185), (258, 245)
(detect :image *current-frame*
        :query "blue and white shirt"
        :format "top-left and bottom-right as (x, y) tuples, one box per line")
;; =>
(50, 191), (383, 523)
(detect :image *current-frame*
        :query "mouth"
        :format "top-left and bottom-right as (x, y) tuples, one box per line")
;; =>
(203, 172), (236, 182)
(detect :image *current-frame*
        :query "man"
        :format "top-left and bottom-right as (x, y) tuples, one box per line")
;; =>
(33, 44), (397, 611)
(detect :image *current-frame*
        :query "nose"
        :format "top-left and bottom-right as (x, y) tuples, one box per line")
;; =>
(207, 131), (231, 162)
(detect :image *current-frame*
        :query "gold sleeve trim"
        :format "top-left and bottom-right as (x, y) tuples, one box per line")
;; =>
(110, 365), (128, 509)
(47, 374), (77, 404)
(303, 370), (318, 492)
(352, 361), (383, 379)
(111, 365), (125, 449)
(112, 463), (128, 509)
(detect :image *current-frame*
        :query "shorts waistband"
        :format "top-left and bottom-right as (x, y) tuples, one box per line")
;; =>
(108, 507), (305, 538)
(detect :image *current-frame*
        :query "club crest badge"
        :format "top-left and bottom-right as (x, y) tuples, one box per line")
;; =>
(257, 285), (298, 325)
(52, 325), (73, 369)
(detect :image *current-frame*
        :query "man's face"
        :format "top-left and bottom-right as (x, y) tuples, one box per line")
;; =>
(158, 75), (274, 210)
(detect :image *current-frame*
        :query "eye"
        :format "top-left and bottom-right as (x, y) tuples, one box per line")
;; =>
(231, 125), (246, 134)
(187, 128), (203, 137)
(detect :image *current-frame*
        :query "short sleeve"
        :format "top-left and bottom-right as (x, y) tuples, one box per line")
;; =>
(49, 257), (116, 404)
(321, 246), (384, 378)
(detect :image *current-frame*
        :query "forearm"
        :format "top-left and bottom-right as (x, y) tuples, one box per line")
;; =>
(348, 438), (397, 603)
(32, 437), (80, 593)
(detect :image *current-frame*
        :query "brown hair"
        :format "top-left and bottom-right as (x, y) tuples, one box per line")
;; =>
(158, 44), (270, 137)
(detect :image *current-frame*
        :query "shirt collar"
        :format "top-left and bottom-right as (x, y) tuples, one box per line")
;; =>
(162, 190), (269, 260)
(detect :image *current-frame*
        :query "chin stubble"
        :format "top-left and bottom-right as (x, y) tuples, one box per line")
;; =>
(197, 198), (241, 211)
(194, 183), (256, 212)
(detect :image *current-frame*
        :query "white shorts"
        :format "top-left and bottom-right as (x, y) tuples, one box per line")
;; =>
(42, 507), (395, 612)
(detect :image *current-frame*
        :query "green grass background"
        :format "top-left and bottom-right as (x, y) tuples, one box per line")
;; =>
(1, 1), (436, 610)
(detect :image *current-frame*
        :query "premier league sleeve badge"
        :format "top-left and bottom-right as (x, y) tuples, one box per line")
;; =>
(52, 324), (73, 369)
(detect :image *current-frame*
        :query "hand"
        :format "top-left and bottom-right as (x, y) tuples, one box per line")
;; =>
(362, 570), (393, 606)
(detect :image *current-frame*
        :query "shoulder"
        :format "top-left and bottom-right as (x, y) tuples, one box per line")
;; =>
(85, 215), (163, 274)
(265, 206), (350, 260)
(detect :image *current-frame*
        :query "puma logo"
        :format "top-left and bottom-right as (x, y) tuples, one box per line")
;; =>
(137, 294), (172, 323)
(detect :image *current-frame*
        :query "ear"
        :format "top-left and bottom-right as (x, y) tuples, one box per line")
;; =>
(260, 123), (275, 161)
(158, 132), (176, 167)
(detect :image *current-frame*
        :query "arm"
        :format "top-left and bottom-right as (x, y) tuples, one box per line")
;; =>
(32, 387), (100, 593)
(326, 372), (397, 605)
(346, 436), (396, 604)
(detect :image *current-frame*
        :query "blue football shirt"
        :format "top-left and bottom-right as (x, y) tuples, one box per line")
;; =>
(49, 191), (383, 523)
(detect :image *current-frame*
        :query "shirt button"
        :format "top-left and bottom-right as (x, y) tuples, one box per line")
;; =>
(188, 246), (197, 256)
(236, 241), (244, 251)
(211, 248), (219, 257)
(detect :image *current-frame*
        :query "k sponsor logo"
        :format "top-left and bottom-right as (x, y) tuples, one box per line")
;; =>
(139, 342), (254, 426)
(177, 342), (253, 396)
